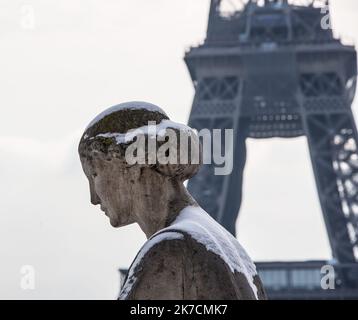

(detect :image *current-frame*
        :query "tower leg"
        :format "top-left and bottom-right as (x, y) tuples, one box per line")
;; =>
(188, 117), (247, 235)
(303, 111), (358, 264)
(220, 121), (247, 235)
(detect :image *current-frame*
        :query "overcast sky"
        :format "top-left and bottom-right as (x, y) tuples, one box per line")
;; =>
(0, 0), (357, 299)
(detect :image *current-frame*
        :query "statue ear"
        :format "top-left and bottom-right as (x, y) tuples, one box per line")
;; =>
(155, 162), (201, 182)
(154, 130), (202, 181)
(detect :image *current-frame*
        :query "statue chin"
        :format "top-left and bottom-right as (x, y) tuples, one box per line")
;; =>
(109, 218), (120, 228)
(109, 217), (131, 229)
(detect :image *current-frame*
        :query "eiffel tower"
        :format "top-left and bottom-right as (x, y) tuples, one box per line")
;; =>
(185, 0), (358, 299)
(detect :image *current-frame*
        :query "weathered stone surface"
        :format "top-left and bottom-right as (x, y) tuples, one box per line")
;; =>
(79, 101), (267, 300)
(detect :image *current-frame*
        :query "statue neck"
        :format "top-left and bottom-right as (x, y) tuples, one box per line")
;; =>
(135, 180), (196, 239)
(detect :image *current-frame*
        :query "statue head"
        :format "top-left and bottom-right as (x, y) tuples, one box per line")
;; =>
(78, 102), (201, 231)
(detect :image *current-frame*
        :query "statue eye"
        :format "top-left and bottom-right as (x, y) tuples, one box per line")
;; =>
(92, 173), (97, 178)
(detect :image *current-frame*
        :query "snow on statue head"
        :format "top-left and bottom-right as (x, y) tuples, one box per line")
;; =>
(78, 101), (201, 232)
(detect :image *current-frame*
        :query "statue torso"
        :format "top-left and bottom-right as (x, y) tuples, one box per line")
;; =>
(119, 206), (266, 300)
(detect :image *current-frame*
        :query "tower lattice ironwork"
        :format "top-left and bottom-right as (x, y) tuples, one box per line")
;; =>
(185, 0), (358, 297)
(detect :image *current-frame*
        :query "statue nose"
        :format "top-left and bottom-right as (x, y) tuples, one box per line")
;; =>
(91, 197), (100, 205)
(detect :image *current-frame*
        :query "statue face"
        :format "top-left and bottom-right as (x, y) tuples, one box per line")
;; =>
(81, 157), (136, 228)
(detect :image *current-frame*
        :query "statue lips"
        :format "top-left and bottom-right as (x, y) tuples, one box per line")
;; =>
(100, 204), (107, 215)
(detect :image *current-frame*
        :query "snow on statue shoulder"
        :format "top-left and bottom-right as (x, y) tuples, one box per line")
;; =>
(78, 101), (267, 300)
(120, 206), (266, 300)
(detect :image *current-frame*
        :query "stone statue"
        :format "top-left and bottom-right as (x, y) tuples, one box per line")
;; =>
(78, 101), (266, 300)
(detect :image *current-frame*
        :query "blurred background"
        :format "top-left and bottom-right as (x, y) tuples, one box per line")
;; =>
(0, 0), (357, 299)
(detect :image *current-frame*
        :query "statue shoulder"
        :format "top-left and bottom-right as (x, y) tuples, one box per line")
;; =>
(119, 231), (189, 300)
